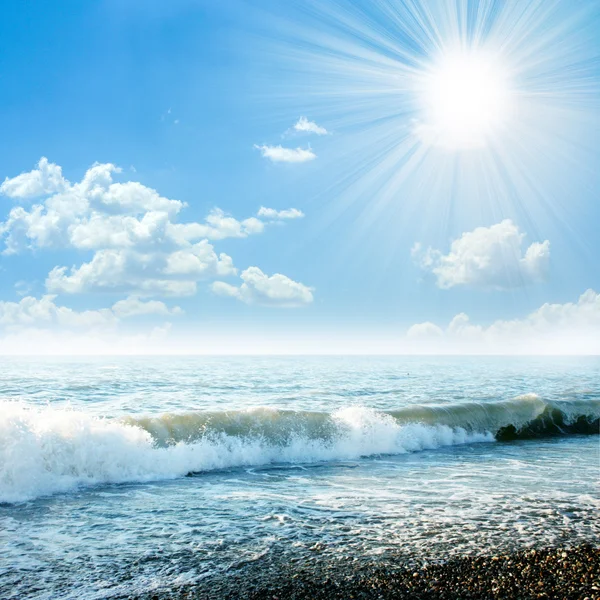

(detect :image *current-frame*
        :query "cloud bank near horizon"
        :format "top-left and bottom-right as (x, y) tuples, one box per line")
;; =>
(407, 289), (599, 353)
(0, 288), (597, 355)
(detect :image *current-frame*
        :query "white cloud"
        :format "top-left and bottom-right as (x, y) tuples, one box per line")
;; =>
(0, 157), (67, 199)
(0, 163), (183, 253)
(68, 210), (172, 251)
(166, 209), (265, 244)
(46, 244), (235, 297)
(211, 267), (314, 307)
(90, 180), (183, 215)
(0, 158), (305, 299)
(111, 296), (182, 318)
(406, 321), (443, 339)
(406, 289), (600, 353)
(254, 145), (316, 163)
(257, 207), (304, 220)
(163, 244), (236, 277)
(0, 161), (273, 255)
(0, 295), (117, 330)
(293, 116), (328, 136)
(487, 289), (600, 337)
(412, 220), (550, 289)
(0, 293), (182, 348)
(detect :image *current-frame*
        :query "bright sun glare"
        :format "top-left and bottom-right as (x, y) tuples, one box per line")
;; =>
(417, 50), (514, 150)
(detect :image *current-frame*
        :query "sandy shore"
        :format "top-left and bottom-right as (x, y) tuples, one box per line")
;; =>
(129, 543), (600, 600)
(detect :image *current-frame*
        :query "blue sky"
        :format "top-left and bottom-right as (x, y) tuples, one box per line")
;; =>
(0, 0), (599, 353)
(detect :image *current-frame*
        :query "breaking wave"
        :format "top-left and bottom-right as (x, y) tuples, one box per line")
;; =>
(1, 395), (597, 503)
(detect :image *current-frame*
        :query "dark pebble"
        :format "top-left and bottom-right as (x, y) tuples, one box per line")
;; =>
(125, 543), (600, 600)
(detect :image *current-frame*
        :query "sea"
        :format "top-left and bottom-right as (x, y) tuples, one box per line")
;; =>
(0, 355), (598, 599)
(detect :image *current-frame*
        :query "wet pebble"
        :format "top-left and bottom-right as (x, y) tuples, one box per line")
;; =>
(129, 543), (600, 600)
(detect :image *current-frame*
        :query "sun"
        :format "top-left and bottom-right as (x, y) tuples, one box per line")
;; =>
(416, 49), (515, 150)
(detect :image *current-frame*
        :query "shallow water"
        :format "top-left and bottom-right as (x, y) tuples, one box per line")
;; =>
(0, 356), (598, 599)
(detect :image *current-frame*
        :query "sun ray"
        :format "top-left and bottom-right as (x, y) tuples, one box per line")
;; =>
(250, 0), (600, 292)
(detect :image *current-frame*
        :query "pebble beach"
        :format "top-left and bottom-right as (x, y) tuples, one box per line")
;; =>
(132, 544), (600, 600)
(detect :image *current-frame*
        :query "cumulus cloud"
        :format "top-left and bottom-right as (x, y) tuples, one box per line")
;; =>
(0, 157), (67, 199)
(0, 158), (305, 298)
(0, 164), (261, 254)
(46, 243), (235, 297)
(406, 321), (443, 339)
(257, 207), (304, 220)
(412, 220), (550, 289)
(293, 117), (328, 136)
(90, 179), (183, 215)
(254, 145), (316, 163)
(211, 267), (314, 307)
(166, 209), (265, 245)
(406, 289), (600, 353)
(0, 295), (117, 330)
(111, 296), (183, 318)
(0, 294), (182, 354)
(164, 245), (236, 277)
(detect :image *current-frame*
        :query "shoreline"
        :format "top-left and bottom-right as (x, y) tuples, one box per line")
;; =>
(129, 543), (600, 600)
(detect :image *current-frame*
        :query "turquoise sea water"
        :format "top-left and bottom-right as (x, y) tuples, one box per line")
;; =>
(0, 356), (598, 598)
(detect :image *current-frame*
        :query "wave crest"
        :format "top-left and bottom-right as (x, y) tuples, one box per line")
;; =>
(0, 395), (597, 503)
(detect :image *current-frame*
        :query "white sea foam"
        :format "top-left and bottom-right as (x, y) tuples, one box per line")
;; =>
(0, 402), (493, 503)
